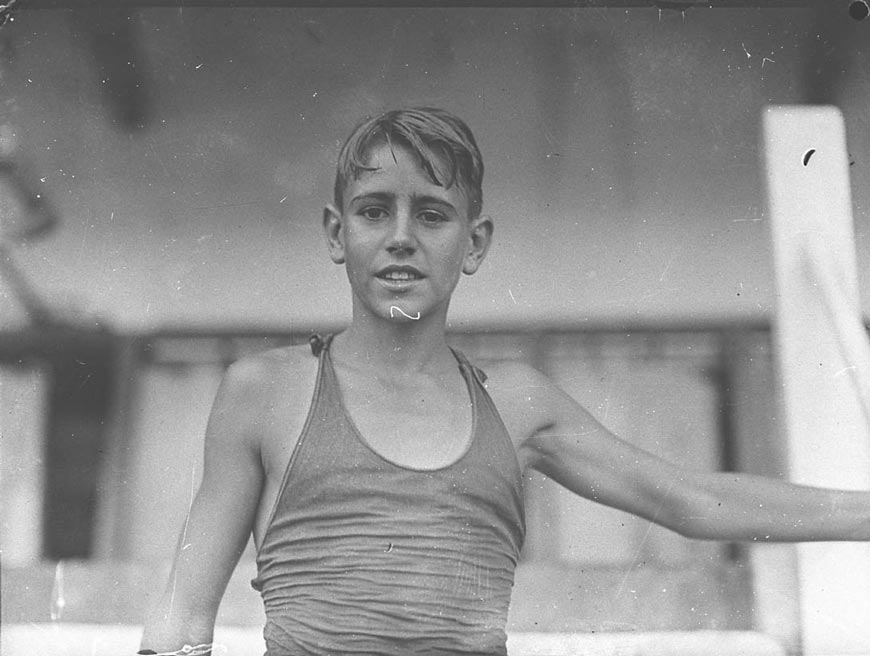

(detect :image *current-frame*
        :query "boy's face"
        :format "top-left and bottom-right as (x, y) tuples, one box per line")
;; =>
(323, 141), (491, 325)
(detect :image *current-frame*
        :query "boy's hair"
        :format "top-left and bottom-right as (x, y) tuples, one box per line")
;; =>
(333, 107), (484, 220)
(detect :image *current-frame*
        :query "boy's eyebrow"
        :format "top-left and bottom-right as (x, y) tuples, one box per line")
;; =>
(348, 191), (393, 205)
(348, 191), (457, 210)
(410, 193), (457, 210)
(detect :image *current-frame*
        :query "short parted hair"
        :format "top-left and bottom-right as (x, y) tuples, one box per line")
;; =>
(333, 107), (484, 220)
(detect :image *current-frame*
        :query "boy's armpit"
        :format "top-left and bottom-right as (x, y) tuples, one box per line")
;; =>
(483, 359), (623, 475)
(481, 360), (568, 458)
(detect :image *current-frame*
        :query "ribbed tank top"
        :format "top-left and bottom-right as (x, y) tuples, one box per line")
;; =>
(251, 336), (526, 655)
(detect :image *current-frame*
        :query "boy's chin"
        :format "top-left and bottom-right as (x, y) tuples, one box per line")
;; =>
(385, 304), (423, 322)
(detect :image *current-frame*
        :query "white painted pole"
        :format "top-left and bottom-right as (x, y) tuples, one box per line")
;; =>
(764, 105), (870, 655)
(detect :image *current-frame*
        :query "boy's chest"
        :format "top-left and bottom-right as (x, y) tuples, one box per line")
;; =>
(336, 370), (474, 470)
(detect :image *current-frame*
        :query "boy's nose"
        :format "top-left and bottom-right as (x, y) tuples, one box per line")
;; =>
(386, 213), (417, 252)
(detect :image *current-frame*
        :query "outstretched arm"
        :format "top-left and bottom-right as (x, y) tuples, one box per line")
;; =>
(139, 360), (266, 654)
(493, 362), (870, 543)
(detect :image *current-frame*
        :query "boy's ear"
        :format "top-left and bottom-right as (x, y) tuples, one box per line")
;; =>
(323, 203), (346, 265)
(462, 214), (494, 275)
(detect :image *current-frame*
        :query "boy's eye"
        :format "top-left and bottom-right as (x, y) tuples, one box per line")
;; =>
(360, 207), (388, 221)
(418, 210), (447, 225)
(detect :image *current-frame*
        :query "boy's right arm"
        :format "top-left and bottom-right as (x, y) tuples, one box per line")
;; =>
(139, 358), (268, 654)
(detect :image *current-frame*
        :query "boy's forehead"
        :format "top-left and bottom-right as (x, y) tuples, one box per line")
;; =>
(345, 142), (469, 210)
(358, 140), (434, 176)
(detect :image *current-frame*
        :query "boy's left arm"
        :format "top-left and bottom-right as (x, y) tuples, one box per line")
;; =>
(488, 361), (870, 543)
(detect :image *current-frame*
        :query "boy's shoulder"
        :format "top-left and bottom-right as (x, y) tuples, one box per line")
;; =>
(218, 342), (319, 419)
(210, 343), (320, 462)
(477, 357), (553, 394)
(225, 342), (316, 385)
(472, 357), (563, 444)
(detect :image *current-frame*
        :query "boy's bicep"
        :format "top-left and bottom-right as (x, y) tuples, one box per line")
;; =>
(505, 365), (687, 523)
(199, 362), (266, 504)
(193, 362), (266, 567)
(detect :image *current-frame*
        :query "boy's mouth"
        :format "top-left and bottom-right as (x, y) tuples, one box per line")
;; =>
(376, 265), (424, 281)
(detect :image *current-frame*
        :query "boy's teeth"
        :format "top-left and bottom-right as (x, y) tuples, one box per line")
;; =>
(385, 272), (415, 280)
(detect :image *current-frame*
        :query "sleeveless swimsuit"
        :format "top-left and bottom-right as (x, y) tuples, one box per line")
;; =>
(251, 336), (526, 655)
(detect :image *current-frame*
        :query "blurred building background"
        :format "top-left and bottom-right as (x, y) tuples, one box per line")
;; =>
(1, 4), (869, 654)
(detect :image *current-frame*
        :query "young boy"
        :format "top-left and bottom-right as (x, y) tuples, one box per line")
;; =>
(140, 107), (870, 656)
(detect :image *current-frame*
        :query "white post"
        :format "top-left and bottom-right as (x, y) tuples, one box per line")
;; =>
(764, 105), (870, 655)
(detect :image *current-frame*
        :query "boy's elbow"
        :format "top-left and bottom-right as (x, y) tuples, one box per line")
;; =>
(653, 481), (724, 541)
(669, 516), (721, 541)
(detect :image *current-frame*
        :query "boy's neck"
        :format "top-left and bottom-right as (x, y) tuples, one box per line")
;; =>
(333, 314), (454, 375)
